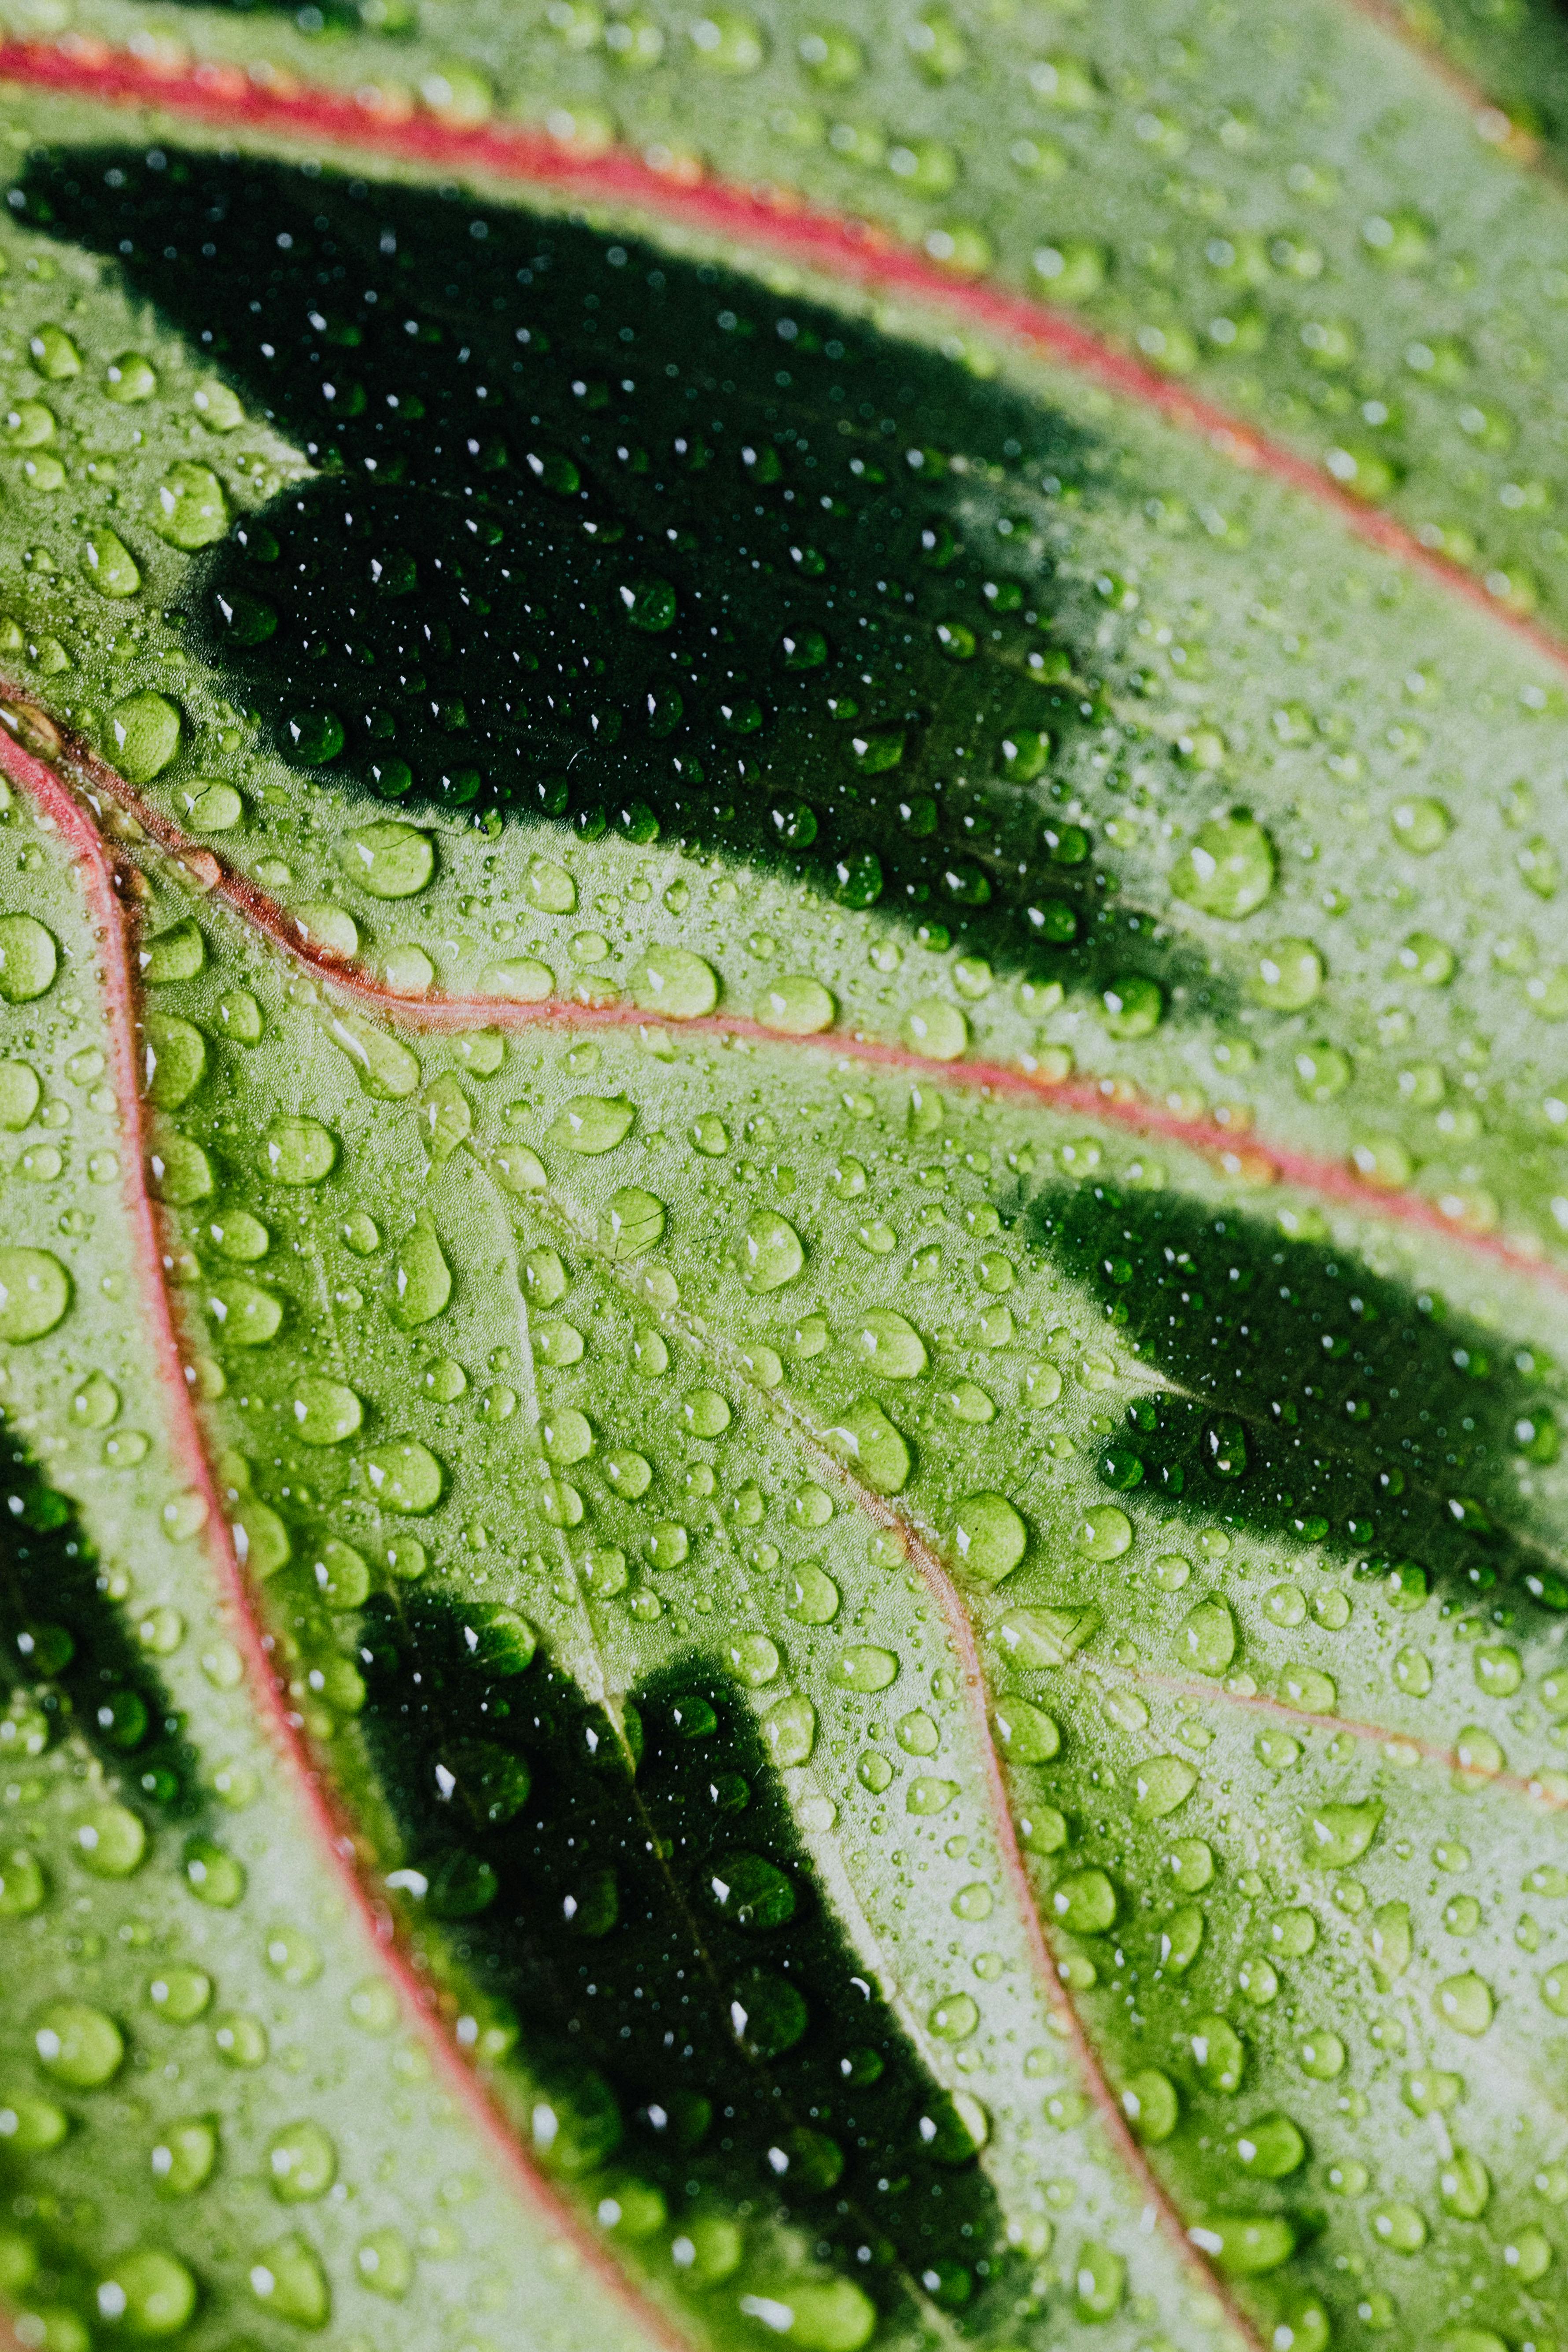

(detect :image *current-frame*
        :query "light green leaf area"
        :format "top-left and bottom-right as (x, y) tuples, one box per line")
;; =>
(0, 66), (1564, 2352)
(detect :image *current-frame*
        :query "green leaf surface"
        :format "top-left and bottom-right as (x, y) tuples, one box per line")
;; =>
(16, 0), (1568, 627)
(0, 23), (1566, 2352)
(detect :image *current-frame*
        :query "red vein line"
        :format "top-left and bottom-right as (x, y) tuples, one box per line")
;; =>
(1085, 1659), (1568, 1812)
(28, 700), (1568, 1300)
(565, 1188), (1265, 2342)
(0, 716), (1262, 2352)
(3, 40), (1568, 679)
(0, 725), (696, 2352)
(761, 1428), (1270, 2352)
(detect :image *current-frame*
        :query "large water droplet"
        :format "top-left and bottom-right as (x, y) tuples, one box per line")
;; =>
(392, 1212), (452, 1326)
(1170, 815), (1276, 919)
(0, 1248), (70, 1341)
(742, 1209), (804, 1290)
(948, 1492), (1026, 1584)
(551, 1093), (635, 1153)
(267, 2120), (338, 2202)
(0, 915), (57, 1003)
(33, 2001), (123, 2087)
(628, 944), (718, 1019)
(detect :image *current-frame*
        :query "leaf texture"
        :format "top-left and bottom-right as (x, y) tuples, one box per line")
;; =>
(0, 19), (1564, 2352)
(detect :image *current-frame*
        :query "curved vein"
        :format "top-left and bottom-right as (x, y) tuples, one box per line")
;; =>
(0, 710), (702, 2352)
(0, 39), (1567, 680)
(13, 693), (1565, 1299)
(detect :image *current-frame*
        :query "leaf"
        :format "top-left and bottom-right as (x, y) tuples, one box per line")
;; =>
(0, 21), (1567, 2352)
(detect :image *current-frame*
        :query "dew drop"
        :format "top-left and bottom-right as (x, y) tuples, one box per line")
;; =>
(628, 944), (718, 1019)
(268, 2119), (338, 2203)
(392, 1212), (452, 1327)
(341, 818), (434, 898)
(551, 1093), (635, 1154)
(263, 1116), (336, 1186)
(1170, 816), (1276, 919)
(741, 1209), (804, 1290)
(0, 1248), (70, 1341)
(755, 973), (836, 1034)
(949, 1492), (1027, 1584)
(0, 915), (58, 1004)
(33, 2002), (123, 2087)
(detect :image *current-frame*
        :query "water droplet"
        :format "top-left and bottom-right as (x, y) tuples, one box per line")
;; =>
(949, 1492), (1026, 1584)
(362, 1438), (445, 1514)
(357, 2227), (415, 2299)
(627, 944), (717, 1019)
(248, 2235), (330, 2329)
(1439, 2148), (1491, 2218)
(907, 1775), (959, 1815)
(206, 1278), (281, 1348)
(83, 527), (140, 598)
(1435, 1972), (1494, 2035)
(1074, 2243), (1126, 2323)
(822, 1400), (909, 1493)
(107, 690), (181, 782)
(1101, 974), (1162, 1038)
(1298, 2028), (1346, 2080)
(705, 1851), (795, 1929)
(755, 973), (835, 1034)
(0, 2094), (65, 2154)
(1249, 938), (1323, 1010)
(0, 1848), (45, 1915)
(1370, 2201), (1426, 2253)
(341, 819), (434, 898)
(740, 1209), (804, 1290)
(460, 1607), (537, 1674)
(151, 2116), (217, 2197)
(1074, 1504), (1132, 1561)
(184, 1838), (245, 1907)
(1304, 1799), (1383, 1868)
(105, 350), (157, 402)
(600, 1187), (667, 1257)
(830, 1644), (898, 1692)
(71, 1803), (146, 1878)
(1121, 2070), (1179, 2145)
(1190, 2015), (1246, 2094)
(33, 2001), (122, 2087)
(645, 1521), (690, 1569)
(0, 916), (57, 1003)
(1133, 1755), (1197, 1817)
(263, 1116), (336, 1187)
(392, 1212), (452, 1326)
(289, 1378), (364, 1446)
(551, 1093), (635, 1153)
(1171, 815), (1276, 919)
(785, 1564), (839, 1624)
(140, 1012), (207, 1110)
(1052, 1867), (1117, 1934)
(268, 2119), (338, 2202)
(0, 1059), (39, 1129)
(0, 1248), (70, 1340)
(901, 996), (968, 1059)
(992, 1696), (1059, 1762)
(96, 2248), (197, 2335)
(1177, 1595), (1236, 1675)
(1390, 796), (1451, 854)
(1188, 2215), (1296, 2278)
